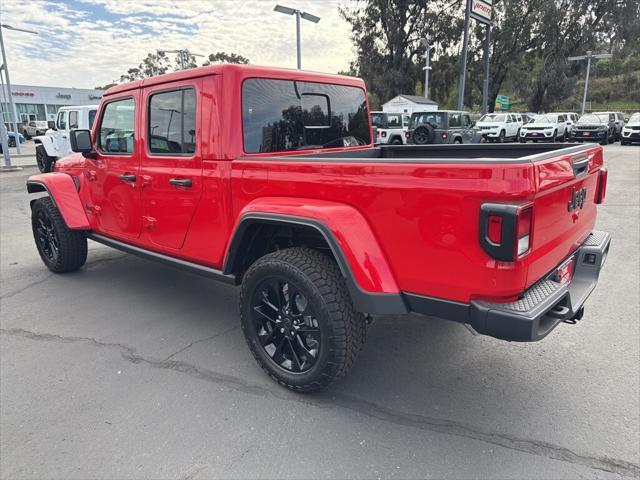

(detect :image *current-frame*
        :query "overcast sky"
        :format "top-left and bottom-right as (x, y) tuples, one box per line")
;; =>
(1, 0), (354, 89)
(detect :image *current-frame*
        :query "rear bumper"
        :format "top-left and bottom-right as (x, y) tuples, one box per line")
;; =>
(404, 230), (610, 342)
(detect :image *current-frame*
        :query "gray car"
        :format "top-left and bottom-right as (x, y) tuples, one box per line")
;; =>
(407, 110), (477, 144)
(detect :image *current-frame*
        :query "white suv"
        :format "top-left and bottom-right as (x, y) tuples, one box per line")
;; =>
(519, 113), (568, 143)
(555, 112), (579, 134)
(621, 112), (640, 145)
(371, 111), (408, 145)
(34, 105), (98, 172)
(476, 112), (523, 142)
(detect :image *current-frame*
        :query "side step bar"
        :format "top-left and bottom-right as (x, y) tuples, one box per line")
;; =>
(88, 234), (238, 285)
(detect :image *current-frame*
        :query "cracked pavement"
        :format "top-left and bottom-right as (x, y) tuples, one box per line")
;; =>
(1, 144), (639, 479)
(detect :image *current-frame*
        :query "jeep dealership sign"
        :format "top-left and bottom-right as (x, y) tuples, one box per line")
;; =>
(471, 0), (492, 23)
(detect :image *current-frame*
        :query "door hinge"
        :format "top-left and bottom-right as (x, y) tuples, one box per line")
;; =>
(143, 216), (157, 229)
(85, 204), (102, 216)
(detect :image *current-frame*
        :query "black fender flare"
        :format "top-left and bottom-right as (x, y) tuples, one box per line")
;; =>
(224, 213), (408, 315)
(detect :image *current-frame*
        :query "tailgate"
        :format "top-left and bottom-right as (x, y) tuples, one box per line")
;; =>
(524, 145), (606, 288)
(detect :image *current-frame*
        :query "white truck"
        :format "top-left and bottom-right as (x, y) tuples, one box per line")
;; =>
(34, 105), (98, 172)
(476, 112), (524, 142)
(370, 111), (409, 145)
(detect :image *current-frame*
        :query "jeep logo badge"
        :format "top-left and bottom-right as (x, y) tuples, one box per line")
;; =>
(568, 186), (587, 211)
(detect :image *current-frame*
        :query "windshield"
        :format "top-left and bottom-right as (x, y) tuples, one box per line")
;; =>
(479, 114), (495, 122)
(628, 113), (640, 123)
(595, 113), (610, 122)
(485, 114), (507, 122)
(578, 114), (602, 123)
(531, 115), (557, 124)
(409, 112), (446, 129)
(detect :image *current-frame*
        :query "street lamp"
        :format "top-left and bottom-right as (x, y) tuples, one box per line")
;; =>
(274, 4), (320, 69)
(162, 49), (204, 70)
(568, 51), (613, 115)
(419, 38), (435, 99)
(1, 23), (38, 165)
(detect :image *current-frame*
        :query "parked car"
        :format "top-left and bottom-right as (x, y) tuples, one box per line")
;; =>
(571, 113), (616, 145)
(34, 105), (98, 173)
(22, 120), (49, 139)
(595, 111), (625, 140)
(620, 112), (640, 145)
(406, 110), (476, 144)
(476, 112), (523, 142)
(1, 130), (25, 150)
(26, 64), (610, 392)
(555, 112), (580, 134)
(371, 111), (407, 145)
(519, 113), (569, 142)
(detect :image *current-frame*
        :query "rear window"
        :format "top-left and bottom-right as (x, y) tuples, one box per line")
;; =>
(242, 78), (370, 153)
(371, 113), (386, 128)
(409, 112), (446, 129)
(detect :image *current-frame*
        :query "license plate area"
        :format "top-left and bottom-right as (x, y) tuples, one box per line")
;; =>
(551, 256), (575, 285)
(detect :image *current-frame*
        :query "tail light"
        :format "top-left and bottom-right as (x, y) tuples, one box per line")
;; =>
(595, 168), (608, 204)
(516, 206), (533, 257)
(441, 132), (448, 139)
(380, 131), (387, 137)
(479, 203), (534, 261)
(405, 131), (411, 139)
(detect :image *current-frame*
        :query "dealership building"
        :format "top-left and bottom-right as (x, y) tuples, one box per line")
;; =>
(0, 84), (104, 124)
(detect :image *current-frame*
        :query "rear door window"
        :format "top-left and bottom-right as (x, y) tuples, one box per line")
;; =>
(148, 88), (197, 155)
(449, 113), (461, 127)
(69, 111), (79, 129)
(98, 98), (135, 154)
(242, 78), (370, 153)
(89, 110), (97, 128)
(57, 111), (67, 130)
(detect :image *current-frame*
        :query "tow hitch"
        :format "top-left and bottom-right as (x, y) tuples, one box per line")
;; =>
(563, 306), (585, 325)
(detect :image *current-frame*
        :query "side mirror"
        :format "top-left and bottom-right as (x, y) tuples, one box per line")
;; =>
(70, 129), (96, 158)
(48, 121), (57, 131)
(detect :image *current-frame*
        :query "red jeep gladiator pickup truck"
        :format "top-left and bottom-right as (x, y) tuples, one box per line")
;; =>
(27, 65), (610, 392)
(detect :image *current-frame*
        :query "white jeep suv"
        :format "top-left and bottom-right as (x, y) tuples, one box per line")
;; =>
(371, 111), (408, 145)
(519, 113), (568, 143)
(34, 105), (98, 172)
(476, 112), (523, 142)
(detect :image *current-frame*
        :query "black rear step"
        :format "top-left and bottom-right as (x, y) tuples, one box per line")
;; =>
(470, 230), (610, 341)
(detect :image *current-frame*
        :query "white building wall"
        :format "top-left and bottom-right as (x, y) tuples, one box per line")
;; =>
(382, 96), (438, 117)
(1, 84), (104, 123)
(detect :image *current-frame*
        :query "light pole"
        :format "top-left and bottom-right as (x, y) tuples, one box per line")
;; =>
(163, 49), (204, 70)
(274, 5), (320, 69)
(1, 23), (38, 163)
(568, 51), (613, 115)
(419, 38), (435, 99)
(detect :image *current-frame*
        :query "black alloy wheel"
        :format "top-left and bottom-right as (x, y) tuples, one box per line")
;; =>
(31, 197), (87, 273)
(240, 247), (366, 392)
(250, 276), (321, 373)
(35, 209), (60, 263)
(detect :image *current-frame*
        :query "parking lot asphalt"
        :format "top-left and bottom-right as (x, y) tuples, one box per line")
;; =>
(1, 144), (639, 479)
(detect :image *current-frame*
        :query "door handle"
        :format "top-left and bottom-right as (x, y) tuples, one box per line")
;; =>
(119, 173), (137, 183)
(169, 178), (192, 188)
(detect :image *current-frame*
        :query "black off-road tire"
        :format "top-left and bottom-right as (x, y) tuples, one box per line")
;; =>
(36, 145), (55, 173)
(31, 197), (87, 273)
(239, 247), (367, 392)
(498, 130), (506, 143)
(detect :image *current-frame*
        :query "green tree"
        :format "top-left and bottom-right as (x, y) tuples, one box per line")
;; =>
(340, 0), (462, 104)
(202, 52), (250, 65)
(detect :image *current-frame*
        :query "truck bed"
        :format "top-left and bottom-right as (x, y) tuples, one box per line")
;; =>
(234, 142), (604, 307)
(286, 142), (595, 162)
